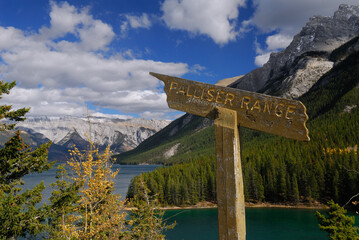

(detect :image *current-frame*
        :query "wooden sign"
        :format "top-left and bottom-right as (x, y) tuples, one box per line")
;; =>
(150, 72), (310, 240)
(150, 72), (309, 141)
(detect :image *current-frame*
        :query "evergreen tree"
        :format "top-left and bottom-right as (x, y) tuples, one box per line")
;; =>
(46, 164), (81, 239)
(0, 80), (53, 238)
(121, 176), (175, 240)
(316, 200), (359, 240)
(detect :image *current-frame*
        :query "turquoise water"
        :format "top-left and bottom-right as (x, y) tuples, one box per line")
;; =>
(164, 208), (328, 240)
(21, 164), (350, 239)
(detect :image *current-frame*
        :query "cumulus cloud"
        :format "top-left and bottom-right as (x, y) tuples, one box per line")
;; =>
(254, 52), (271, 67)
(251, 0), (359, 35)
(120, 13), (153, 35)
(161, 0), (246, 45)
(0, 1), (188, 119)
(249, 0), (359, 66)
(125, 13), (152, 29)
(265, 34), (293, 51)
(254, 33), (292, 66)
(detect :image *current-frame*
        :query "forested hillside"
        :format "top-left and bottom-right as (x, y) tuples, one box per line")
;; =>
(127, 49), (359, 206)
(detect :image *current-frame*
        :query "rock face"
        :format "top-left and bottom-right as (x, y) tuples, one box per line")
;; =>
(280, 57), (333, 99)
(230, 4), (359, 99)
(15, 115), (170, 157)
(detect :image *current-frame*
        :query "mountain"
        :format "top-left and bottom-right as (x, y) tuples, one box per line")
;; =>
(126, 28), (359, 207)
(1, 115), (170, 161)
(115, 4), (359, 165)
(231, 4), (359, 95)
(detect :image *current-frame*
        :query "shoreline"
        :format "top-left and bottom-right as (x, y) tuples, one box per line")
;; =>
(124, 201), (328, 211)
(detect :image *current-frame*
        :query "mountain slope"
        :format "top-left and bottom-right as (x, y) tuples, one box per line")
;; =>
(117, 16), (359, 164)
(230, 4), (359, 93)
(127, 47), (359, 206)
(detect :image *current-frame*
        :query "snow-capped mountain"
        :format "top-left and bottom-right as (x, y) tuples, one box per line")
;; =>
(13, 115), (170, 161)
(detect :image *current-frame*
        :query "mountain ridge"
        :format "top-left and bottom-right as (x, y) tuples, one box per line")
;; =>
(1, 115), (171, 161)
(115, 4), (359, 165)
(230, 4), (359, 94)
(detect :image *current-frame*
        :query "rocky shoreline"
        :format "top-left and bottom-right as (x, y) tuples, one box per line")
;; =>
(124, 201), (328, 211)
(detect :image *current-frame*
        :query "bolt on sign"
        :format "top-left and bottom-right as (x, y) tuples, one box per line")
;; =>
(150, 72), (310, 240)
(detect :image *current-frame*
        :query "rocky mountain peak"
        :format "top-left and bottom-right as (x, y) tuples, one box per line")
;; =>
(230, 4), (359, 97)
(334, 4), (359, 21)
(11, 115), (171, 160)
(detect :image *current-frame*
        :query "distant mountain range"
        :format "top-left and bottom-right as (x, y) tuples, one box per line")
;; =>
(0, 115), (170, 161)
(116, 4), (359, 165)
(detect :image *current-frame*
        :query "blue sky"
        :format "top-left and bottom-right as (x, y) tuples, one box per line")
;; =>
(0, 0), (357, 119)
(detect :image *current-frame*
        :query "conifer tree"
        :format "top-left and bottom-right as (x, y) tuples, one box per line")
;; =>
(0, 80), (53, 238)
(46, 164), (81, 239)
(121, 176), (175, 240)
(316, 200), (359, 240)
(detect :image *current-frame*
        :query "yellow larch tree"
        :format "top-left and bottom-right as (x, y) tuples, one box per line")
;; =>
(66, 142), (126, 239)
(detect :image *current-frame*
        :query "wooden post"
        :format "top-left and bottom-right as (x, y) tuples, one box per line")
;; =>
(149, 72), (310, 240)
(214, 107), (246, 240)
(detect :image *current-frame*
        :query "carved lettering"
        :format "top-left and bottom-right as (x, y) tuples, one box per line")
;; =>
(286, 105), (296, 119)
(177, 84), (186, 95)
(241, 96), (251, 110)
(186, 85), (193, 97)
(150, 72), (310, 142)
(207, 89), (215, 102)
(170, 81), (178, 91)
(215, 90), (225, 104)
(275, 103), (285, 117)
(194, 87), (204, 99)
(251, 100), (261, 112)
(263, 101), (271, 114)
(169, 83), (293, 120)
(224, 92), (235, 106)
(201, 88), (205, 99)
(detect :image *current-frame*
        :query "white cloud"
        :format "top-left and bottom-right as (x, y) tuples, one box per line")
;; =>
(126, 13), (152, 29)
(266, 34), (292, 51)
(251, 0), (359, 35)
(190, 64), (206, 75)
(90, 112), (133, 120)
(0, 2), (189, 119)
(253, 33), (292, 66)
(140, 110), (178, 120)
(254, 52), (271, 67)
(249, 0), (358, 66)
(161, 0), (246, 45)
(120, 13), (152, 36)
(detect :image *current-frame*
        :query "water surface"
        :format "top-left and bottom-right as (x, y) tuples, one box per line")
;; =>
(164, 208), (328, 240)
(22, 164), (347, 240)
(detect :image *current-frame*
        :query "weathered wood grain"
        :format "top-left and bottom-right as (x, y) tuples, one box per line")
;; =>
(150, 72), (311, 240)
(150, 72), (309, 141)
(215, 107), (245, 240)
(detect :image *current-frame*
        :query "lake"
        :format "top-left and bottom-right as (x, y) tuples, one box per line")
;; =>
(22, 163), (161, 201)
(22, 163), (336, 239)
(164, 208), (328, 240)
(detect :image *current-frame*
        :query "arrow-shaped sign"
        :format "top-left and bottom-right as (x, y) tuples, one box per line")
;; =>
(150, 72), (309, 141)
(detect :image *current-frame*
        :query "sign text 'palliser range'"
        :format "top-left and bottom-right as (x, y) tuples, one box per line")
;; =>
(150, 72), (309, 141)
